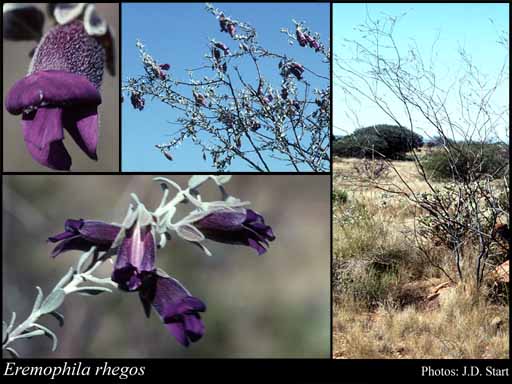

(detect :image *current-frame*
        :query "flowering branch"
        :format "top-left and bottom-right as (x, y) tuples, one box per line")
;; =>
(3, 175), (276, 356)
(122, 3), (330, 172)
(2, 247), (116, 358)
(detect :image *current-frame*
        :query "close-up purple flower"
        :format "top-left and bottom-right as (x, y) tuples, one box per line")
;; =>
(139, 271), (206, 347)
(193, 208), (276, 255)
(48, 218), (120, 257)
(5, 20), (105, 171)
(111, 220), (156, 292)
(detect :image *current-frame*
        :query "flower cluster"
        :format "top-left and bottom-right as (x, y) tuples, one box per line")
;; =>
(48, 175), (275, 347)
(279, 60), (305, 80)
(296, 25), (320, 51)
(130, 91), (145, 111)
(4, 3), (114, 171)
(219, 13), (236, 37)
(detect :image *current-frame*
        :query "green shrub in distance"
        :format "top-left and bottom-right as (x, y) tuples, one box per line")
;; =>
(422, 143), (509, 181)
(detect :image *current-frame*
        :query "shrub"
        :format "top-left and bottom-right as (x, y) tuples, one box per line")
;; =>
(333, 125), (423, 159)
(333, 189), (348, 205)
(422, 143), (509, 181)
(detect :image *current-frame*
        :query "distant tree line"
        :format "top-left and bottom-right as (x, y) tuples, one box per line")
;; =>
(333, 124), (423, 160)
(333, 124), (509, 181)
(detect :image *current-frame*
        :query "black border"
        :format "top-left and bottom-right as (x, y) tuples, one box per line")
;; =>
(1, 1), (511, 383)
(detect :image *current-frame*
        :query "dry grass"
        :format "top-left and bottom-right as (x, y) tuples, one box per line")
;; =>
(333, 158), (509, 359)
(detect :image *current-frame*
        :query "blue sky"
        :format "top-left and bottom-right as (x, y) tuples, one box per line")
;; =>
(122, 2), (329, 171)
(333, 3), (509, 141)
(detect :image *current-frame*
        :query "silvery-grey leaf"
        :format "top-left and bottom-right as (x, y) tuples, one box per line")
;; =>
(7, 312), (16, 333)
(18, 329), (45, 340)
(47, 311), (64, 327)
(192, 241), (213, 257)
(76, 247), (96, 273)
(212, 175), (232, 185)
(55, 267), (75, 289)
(72, 286), (112, 296)
(54, 3), (86, 25)
(188, 175), (210, 190)
(153, 177), (182, 192)
(5, 347), (19, 358)
(31, 286), (44, 313)
(39, 289), (65, 315)
(83, 3), (107, 36)
(33, 323), (58, 352)
(176, 224), (205, 242)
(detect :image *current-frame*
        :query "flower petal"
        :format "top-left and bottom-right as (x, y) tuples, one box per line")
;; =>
(49, 236), (95, 257)
(22, 107), (64, 149)
(6, 70), (101, 115)
(63, 105), (99, 160)
(79, 220), (120, 244)
(22, 110), (71, 170)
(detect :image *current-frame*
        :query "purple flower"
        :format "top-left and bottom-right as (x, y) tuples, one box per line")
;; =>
(305, 34), (320, 51)
(111, 221), (156, 292)
(153, 63), (169, 80)
(193, 91), (207, 107)
(212, 48), (222, 62)
(48, 219), (120, 257)
(5, 20), (105, 170)
(131, 92), (145, 111)
(139, 271), (206, 347)
(289, 62), (305, 80)
(194, 209), (275, 255)
(296, 27), (307, 47)
(219, 15), (236, 37)
(227, 23), (236, 37)
(214, 42), (230, 55)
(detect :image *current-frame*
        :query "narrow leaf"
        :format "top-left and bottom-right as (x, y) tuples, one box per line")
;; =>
(17, 329), (45, 340)
(47, 311), (65, 327)
(55, 267), (75, 289)
(212, 175), (232, 185)
(5, 347), (19, 358)
(39, 289), (65, 315)
(77, 247), (96, 273)
(188, 175), (210, 190)
(176, 224), (205, 242)
(7, 312), (16, 333)
(72, 286), (112, 296)
(31, 287), (44, 313)
(33, 324), (58, 352)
